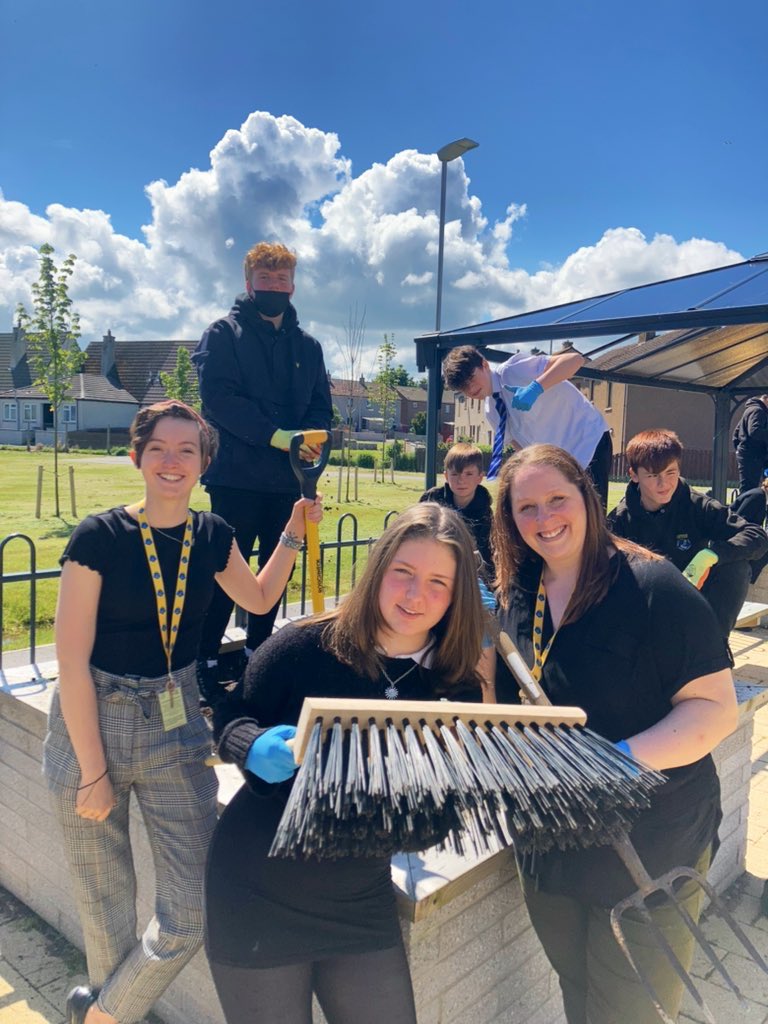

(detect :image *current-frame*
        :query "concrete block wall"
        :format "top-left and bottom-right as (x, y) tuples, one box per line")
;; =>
(403, 856), (564, 1024)
(0, 677), (762, 1024)
(708, 713), (754, 892)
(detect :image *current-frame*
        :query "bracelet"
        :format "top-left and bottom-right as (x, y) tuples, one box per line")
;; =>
(77, 768), (108, 790)
(279, 530), (303, 551)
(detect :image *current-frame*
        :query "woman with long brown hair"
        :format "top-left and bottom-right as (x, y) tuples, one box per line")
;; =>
(491, 444), (737, 1024)
(204, 502), (485, 1024)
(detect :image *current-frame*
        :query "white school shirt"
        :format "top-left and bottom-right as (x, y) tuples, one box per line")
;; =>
(485, 353), (607, 468)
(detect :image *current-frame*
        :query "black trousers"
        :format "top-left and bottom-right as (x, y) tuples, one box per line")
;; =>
(586, 431), (613, 511)
(700, 558), (751, 637)
(200, 486), (297, 659)
(735, 449), (766, 494)
(521, 847), (710, 1024)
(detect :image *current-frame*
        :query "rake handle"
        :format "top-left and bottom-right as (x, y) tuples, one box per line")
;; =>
(288, 430), (331, 615)
(483, 612), (551, 707)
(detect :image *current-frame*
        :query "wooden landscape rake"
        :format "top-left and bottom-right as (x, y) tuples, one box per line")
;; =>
(487, 616), (768, 1024)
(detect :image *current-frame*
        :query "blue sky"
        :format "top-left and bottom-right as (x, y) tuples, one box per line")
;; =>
(1, 0), (766, 371)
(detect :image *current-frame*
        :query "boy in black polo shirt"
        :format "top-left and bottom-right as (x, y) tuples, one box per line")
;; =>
(608, 429), (768, 638)
(420, 442), (493, 574)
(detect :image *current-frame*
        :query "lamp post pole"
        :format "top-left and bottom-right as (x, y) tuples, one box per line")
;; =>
(434, 138), (478, 332)
(426, 138), (479, 488)
(435, 158), (449, 334)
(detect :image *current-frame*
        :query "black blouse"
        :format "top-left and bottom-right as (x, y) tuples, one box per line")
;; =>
(498, 550), (732, 905)
(60, 506), (234, 677)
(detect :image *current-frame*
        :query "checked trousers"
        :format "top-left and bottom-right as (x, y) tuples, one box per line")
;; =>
(44, 662), (218, 1024)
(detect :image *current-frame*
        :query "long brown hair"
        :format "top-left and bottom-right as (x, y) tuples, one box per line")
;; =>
(315, 504), (484, 690)
(492, 444), (656, 626)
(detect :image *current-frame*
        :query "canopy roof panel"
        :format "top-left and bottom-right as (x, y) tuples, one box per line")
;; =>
(417, 253), (768, 393)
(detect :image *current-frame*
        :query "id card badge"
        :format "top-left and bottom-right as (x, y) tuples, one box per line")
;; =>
(158, 677), (188, 731)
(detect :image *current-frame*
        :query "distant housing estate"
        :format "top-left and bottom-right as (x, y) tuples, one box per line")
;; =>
(0, 328), (455, 446)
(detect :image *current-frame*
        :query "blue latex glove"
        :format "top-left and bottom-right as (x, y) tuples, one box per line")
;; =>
(478, 578), (497, 648)
(245, 725), (297, 783)
(614, 738), (641, 776)
(503, 380), (544, 411)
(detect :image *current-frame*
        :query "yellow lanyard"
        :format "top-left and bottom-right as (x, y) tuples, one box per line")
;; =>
(531, 570), (556, 682)
(136, 506), (194, 686)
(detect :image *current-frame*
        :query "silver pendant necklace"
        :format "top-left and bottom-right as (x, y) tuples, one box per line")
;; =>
(380, 659), (418, 700)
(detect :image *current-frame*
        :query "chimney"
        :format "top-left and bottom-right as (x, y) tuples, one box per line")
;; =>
(101, 330), (116, 378)
(10, 323), (26, 369)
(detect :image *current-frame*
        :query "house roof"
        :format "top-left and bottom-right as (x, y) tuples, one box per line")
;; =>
(416, 253), (768, 395)
(395, 385), (428, 402)
(0, 374), (137, 403)
(82, 339), (198, 405)
(0, 333), (32, 392)
(330, 377), (368, 399)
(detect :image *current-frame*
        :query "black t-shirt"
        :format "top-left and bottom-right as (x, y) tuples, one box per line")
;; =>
(498, 550), (731, 905)
(60, 506), (234, 677)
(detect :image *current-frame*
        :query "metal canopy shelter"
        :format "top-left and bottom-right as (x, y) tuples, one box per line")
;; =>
(415, 253), (768, 499)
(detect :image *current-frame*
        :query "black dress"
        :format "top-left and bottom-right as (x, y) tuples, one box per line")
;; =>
(205, 620), (479, 968)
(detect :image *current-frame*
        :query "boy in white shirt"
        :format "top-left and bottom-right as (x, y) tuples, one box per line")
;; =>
(443, 344), (611, 509)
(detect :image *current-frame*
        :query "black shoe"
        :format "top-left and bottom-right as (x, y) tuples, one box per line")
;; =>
(65, 985), (98, 1024)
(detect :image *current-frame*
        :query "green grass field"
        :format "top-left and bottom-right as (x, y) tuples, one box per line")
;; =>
(0, 447), (628, 652)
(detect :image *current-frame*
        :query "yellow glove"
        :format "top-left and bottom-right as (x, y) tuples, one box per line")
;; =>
(270, 429), (296, 451)
(682, 548), (719, 590)
(270, 429), (322, 460)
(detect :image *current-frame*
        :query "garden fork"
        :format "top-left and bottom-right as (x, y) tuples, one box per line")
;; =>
(610, 832), (768, 1024)
(487, 614), (768, 1023)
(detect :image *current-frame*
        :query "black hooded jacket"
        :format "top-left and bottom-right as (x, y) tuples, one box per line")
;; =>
(193, 295), (332, 494)
(733, 397), (768, 456)
(607, 478), (768, 570)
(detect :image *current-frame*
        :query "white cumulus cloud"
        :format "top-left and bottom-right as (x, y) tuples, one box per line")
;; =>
(0, 111), (744, 377)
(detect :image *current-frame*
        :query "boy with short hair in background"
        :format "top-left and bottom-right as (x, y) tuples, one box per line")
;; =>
(420, 442), (493, 574)
(608, 428), (768, 639)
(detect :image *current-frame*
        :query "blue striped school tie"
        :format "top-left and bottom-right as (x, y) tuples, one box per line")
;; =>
(487, 392), (507, 480)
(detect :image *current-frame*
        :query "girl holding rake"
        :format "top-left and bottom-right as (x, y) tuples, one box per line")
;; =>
(204, 503), (486, 1024)
(491, 444), (738, 1024)
(45, 399), (321, 1024)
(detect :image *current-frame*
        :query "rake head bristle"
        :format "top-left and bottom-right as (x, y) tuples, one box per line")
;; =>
(269, 701), (666, 860)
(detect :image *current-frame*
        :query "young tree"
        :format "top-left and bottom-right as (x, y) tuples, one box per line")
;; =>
(160, 345), (200, 409)
(15, 243), (85, 517)
(369, 334), (399, 468)
(334, 305), (367, 499)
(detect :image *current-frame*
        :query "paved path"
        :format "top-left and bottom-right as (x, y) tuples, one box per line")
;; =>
(1, 678), (767, 1023)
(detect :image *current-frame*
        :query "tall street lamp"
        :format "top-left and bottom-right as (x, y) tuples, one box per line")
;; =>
(435, 137), (478, 332)
(425, 138), (479, 488)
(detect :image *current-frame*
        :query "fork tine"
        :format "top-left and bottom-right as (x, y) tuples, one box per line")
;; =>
(610, 901), (717, 1024)
(656, 872), (747, 1003)
(688, 871), (768, 976)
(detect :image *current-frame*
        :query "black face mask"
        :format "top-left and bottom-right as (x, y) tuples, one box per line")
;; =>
(249, 289), (291, 318)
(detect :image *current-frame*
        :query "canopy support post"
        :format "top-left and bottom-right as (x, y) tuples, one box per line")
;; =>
(712, 392), (733, 503)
